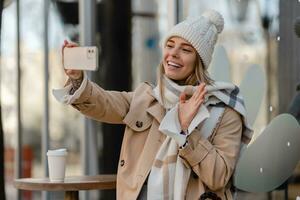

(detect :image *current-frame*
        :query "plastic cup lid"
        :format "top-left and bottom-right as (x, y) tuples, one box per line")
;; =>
(47, 148), (67, 156)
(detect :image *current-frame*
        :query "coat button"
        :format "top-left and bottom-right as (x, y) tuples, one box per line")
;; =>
(136, 121), (143, 128)
(120, 159), (125, 167)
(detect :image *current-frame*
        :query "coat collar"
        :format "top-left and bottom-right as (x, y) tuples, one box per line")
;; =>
(146, 90), (166, 123)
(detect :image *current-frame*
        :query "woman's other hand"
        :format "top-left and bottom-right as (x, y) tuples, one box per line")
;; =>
(62, 40), (83, 80)
(178, 83), (207, 132)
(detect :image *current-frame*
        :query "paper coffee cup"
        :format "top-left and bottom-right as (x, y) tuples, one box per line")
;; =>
(47, 148), (67, 182)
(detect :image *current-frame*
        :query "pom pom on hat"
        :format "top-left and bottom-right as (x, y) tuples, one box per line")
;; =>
(202, 9), (224, 33)
(163, 9), (224, 69)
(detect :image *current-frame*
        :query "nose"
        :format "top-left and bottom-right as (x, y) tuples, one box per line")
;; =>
(169, 47), (179, 58)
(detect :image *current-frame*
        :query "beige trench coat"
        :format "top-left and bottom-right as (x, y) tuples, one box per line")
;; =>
(70, 80), (243, 200)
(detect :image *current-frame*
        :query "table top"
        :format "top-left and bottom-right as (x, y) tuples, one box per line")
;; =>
(14, 174), (117, 191)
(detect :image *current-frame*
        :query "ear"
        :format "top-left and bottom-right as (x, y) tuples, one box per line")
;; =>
(239, 64), (266, 126)
(234, 114), (300, 192)
(208, 45), (231, 82)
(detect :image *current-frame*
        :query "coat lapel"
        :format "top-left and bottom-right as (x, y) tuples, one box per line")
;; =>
(146, 90), (166, 123)
(137, 91), (167, 186)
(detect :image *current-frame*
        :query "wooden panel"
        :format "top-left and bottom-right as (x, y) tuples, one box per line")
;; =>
(278, 0), (300, 113)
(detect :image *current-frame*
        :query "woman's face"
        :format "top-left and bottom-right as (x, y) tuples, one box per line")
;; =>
(163, 37), (197, 81)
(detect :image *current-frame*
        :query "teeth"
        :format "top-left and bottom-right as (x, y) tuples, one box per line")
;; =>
(168, 61), (181, 67)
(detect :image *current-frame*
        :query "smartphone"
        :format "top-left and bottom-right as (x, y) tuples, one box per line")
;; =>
(63, 46), (99, 71)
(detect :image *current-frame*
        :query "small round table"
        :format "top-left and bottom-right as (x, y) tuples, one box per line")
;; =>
(14, 175), (117, 200)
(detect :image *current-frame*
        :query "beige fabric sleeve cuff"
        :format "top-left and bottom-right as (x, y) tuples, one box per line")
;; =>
(52, 71), (87, 105)
(179, 137), (213, 167)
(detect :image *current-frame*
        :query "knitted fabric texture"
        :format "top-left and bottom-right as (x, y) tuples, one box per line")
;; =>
(163, 9), (224, 69)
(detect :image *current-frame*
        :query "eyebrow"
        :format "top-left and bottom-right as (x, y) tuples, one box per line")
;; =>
(167, 39), (193, 48)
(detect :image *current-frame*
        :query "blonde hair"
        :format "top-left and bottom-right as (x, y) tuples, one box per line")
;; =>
(157, 54), (213, 104)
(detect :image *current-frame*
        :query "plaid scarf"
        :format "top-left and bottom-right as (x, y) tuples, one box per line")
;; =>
(147, 76), (252, 200)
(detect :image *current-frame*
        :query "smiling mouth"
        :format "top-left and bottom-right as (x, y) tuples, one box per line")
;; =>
(167, 61), (182, 68)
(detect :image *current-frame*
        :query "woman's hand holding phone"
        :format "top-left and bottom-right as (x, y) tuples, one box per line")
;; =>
(62, 40), (83, 80)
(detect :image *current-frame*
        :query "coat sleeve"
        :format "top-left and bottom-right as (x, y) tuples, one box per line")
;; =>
(178, 107), (243, 191)
(70, 80), (133, 124)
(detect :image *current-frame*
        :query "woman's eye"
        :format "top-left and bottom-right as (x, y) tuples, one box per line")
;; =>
(182, 48), (192, 53)
(166, 44), (173, 48)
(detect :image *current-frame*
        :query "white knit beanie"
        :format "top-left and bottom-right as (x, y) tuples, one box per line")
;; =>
(163, 9), (224, 70)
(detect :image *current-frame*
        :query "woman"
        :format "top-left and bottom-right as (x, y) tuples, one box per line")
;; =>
(53, 9), (252, 200)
